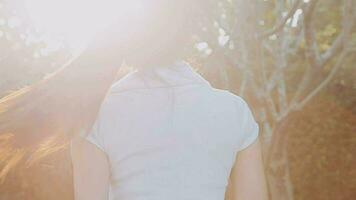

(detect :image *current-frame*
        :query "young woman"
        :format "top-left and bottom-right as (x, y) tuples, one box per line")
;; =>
(0, 0), (268, 199)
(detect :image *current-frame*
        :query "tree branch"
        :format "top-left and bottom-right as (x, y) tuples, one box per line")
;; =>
(296, 0), (355, 109)
(303, 0), (321, 68)
(288, 0), (321, 106)
(296, 51), (350, 109)
(320, 0), (355, 67)
(239, 71), (248, 97)
(258, 0), (303, 39)
(320, 33), (344, 67)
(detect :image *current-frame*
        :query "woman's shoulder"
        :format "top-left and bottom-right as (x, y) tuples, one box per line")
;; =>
(109, 71), (144, 94)
(210, 88), (249, 108)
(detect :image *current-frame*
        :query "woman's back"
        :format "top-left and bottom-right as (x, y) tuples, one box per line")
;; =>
(84, 62), (259, 200)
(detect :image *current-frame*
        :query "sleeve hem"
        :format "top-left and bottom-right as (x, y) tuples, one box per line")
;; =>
(237, 122), (259, 152)
(84, 134), (106, 153)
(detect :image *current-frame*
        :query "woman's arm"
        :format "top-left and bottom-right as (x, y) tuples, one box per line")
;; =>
(71, 138), (111, 200)
(225, 138), (269, 200)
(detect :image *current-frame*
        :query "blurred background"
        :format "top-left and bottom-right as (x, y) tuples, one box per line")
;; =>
(0, 0), (355, 199)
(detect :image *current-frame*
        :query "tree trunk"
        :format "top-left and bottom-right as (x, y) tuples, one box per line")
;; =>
(267, 149), (294, 200)
(265, 111), (298, 200)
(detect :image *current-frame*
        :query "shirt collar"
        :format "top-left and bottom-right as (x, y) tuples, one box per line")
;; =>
(110, 61), (211, 93)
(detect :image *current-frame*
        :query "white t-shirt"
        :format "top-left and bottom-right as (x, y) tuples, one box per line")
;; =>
(84, 61), (259, 200)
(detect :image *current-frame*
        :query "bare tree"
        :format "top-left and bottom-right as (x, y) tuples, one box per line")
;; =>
(199, 0), (355, 199)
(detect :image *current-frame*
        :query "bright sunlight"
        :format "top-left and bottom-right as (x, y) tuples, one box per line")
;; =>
(25, 0), (145, 51)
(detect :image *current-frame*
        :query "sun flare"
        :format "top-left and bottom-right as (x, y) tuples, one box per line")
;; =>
(25, 0), (145, 51)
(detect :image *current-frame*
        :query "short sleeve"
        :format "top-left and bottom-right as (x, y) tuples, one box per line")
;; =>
(81, 117), (106, 152)
(236, 97), (260, 152)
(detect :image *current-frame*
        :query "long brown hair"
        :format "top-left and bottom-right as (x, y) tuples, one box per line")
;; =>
(0, 53), (121, 181)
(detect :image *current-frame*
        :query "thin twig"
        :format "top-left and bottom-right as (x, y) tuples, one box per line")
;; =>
(258, 0), (303, 39)
(296, 51), (350, 109)
(303, 0), (321, 68)
(320, 0), (355, 67)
